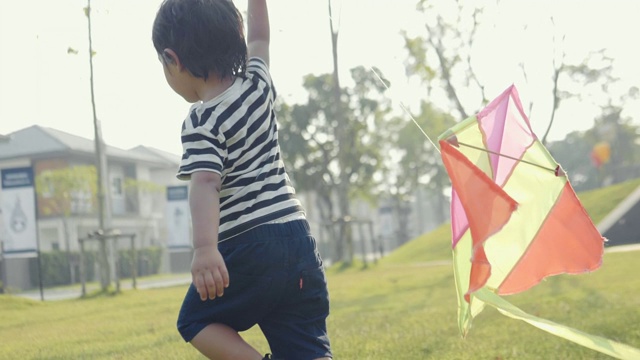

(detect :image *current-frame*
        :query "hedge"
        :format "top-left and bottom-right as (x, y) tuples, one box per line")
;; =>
(29, 247), (163, 288)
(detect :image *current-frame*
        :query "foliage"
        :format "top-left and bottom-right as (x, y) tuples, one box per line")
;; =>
(386, 101), (457, 229)
(279, 67), (390, 202)
(549, 109), (640, 191)
(123, 178), (165, 214)
(277, 66), (392, 262)
(29, 251), (97, 288)
(35, 165), (98, 217)
(26, 247), (164, 289)
(117, 246), (163, 278)
(123, 178), (164, 193)
(404, 0), (490, 119)
(404, 1), (638, 154)
(560, 50), (639, 111)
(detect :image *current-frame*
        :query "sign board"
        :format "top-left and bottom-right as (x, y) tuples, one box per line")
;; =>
(1, 167), (38, 256)
(166, 185), (190, 249)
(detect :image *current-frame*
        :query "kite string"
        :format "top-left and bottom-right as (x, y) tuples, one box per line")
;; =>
(369, 66), (441, 154)
(370, 67), (560, 173)
(330, 4), (439, 152)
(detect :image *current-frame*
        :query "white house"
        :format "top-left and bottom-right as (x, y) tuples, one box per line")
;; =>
(0, 125), (184, 290)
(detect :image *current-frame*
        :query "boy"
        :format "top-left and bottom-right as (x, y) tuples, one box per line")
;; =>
(152, 0), (332, 359)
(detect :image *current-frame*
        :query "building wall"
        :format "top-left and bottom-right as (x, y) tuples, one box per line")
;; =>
(2, 257), (35, 292)
(1, 156), (178, 252)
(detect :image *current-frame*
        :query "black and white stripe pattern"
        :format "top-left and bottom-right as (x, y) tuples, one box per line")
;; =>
(177, 57), (304, 241)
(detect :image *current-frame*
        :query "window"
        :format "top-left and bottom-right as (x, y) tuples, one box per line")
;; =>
(111, 177), (123, 198)
(71, 189), (93, 214)
(39, 171), (54, 198)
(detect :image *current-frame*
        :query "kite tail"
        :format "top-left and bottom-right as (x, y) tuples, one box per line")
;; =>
(474, 288), (640, 360)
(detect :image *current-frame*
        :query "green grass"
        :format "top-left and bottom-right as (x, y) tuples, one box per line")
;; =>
(1, 252), (638, 359)
(1, 179), (639, 359)
(579, 177), (640, 224)
(381, 222), (452, 265)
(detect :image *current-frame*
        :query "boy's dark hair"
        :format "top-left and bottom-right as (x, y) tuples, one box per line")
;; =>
(152, 0), (247, 80)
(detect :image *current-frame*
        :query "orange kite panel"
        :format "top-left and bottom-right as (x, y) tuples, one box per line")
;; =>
(440, 140), (518, 299)
(498, 182), (604, 295)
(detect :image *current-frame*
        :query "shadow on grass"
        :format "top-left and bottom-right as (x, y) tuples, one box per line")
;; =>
(80, 287), (122, 300)
(326, 259), (374, 274)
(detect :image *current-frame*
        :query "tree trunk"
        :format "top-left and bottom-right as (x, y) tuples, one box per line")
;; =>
(541, 64), (562, 145)
(328, 0), (353, 263)
(86, 0), (111, 290)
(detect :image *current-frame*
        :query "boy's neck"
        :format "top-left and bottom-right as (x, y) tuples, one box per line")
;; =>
(195, 76), (235, 103)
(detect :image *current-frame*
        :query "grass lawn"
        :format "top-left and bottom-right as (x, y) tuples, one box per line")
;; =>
(1, 179), (639, 359)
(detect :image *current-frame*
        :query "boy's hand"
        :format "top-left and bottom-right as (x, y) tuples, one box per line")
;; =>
(191, 244), (230, 301)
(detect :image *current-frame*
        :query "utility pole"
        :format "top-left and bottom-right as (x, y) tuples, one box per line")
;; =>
(86, 0), (113, 291)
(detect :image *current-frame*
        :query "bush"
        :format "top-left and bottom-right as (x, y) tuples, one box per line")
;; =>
(29, 251), (97, 287)
(117, 246), (163, 278)
(30, 247), (163, 288)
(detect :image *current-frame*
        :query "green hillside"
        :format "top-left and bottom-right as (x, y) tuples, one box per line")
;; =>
(383, 177), (640, 265)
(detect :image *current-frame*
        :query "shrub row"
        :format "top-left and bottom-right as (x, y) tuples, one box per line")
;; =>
(28, 247), (163, 287)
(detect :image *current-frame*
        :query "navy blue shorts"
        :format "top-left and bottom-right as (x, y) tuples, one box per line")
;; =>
(177, 220), (332, 359)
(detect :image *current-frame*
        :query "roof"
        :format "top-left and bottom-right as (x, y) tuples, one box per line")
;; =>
(0, 125), (174, 167)
(130, 145), (181, 166)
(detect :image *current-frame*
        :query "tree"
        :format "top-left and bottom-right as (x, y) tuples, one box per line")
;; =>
(393, 101), (456, 224)
(404, 1), (626, 147)
(123, 178), (165, 246)
(35, 166), (98, 284)
(404, 0), (491, 120)
(547, 45), (640, 189)
(84, 0), (112, 291)
(277, 66), (391, 263)
(276, 0), (393, 264)
(548, 104), (640, 192)
(587, 107), (640, 185)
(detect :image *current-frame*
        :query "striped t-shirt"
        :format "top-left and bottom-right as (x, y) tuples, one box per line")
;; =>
(176, 57), (304, 242)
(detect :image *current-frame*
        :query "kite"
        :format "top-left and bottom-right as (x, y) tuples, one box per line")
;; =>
(437, 85), (640, 359)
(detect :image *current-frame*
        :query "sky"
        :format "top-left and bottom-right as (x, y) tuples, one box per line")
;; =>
(0, 0), (639, 158)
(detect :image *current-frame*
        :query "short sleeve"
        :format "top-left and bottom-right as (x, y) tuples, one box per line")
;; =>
(176, 125), (227, 181)
(247, 57), (276, 98)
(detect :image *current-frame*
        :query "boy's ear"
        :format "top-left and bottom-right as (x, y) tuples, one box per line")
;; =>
(162, 49), (182, 69)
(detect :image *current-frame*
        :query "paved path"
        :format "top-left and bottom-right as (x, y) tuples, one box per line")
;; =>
(604, 243), (640, 253)
(16, 274), (192, 301)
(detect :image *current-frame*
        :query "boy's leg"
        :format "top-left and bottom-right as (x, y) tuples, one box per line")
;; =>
(190, 323), (263, 360)
(259, 228), (332, 359)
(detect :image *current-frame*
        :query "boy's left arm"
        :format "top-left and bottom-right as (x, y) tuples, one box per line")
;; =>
(189, 171), (229, 301)
(247, 0), (270, 65)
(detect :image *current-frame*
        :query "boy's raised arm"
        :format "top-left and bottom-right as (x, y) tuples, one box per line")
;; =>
(247, 0), (270, 65)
